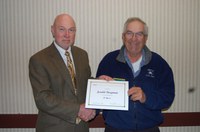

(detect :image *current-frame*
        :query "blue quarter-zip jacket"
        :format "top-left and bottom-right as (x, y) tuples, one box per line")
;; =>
(96, 45), (175, 130)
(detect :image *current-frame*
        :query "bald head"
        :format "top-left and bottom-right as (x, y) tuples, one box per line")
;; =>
(53, 14), (76, 27)
(51, 13), (76, 50)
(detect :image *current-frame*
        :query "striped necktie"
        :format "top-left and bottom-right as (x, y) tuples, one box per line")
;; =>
(65, 51), (77, 95)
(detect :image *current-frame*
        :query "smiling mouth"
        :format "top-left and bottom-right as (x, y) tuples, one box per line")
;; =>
(130, 42), (138, 46)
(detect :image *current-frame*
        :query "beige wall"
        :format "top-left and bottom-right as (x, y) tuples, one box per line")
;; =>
(0, 0), (199, 131)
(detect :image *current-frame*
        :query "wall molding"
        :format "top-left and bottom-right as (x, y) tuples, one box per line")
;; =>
(0, 112), (200, 128)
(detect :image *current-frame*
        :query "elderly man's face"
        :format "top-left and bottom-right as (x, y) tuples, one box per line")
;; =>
(51, 14), (76, 50)
(122, 21), (147, 58)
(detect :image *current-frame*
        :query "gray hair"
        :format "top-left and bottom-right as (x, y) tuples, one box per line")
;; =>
(123, 17), (148, 36)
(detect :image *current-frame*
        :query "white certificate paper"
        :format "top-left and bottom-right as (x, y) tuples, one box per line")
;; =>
(85, 79), (129, 111)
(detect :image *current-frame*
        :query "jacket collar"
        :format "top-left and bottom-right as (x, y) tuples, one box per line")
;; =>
(116, 45), (152, 65)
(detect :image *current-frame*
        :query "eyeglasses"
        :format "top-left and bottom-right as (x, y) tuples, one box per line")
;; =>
(58, 27), (76, 34)
(124, 31), (145, 38)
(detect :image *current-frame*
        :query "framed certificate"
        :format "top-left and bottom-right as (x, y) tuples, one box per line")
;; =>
(85, 79), (129, 111)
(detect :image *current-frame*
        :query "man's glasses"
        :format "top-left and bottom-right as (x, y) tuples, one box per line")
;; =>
(124, 31), (145, 39)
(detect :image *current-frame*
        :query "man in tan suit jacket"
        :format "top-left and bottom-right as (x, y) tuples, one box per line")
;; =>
(29, 13), (95, 132)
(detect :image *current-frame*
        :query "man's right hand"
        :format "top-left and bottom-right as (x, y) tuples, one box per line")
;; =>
(78, 104), (96, 122)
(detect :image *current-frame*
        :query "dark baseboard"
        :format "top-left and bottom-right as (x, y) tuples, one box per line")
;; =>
(0, 112), (200, 128)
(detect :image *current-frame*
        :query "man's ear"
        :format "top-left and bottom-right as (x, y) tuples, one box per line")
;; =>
(122, 33), (125, 40)
(51, 25), (55, 37)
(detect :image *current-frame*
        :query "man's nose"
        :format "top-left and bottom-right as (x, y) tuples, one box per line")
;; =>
(64, 30), (70, 37)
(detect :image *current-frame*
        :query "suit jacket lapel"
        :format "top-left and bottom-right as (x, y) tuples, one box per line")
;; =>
(48, 44), (75, 94)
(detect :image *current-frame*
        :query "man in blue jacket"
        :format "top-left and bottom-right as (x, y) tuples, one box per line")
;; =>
(96, 17), (175, 132)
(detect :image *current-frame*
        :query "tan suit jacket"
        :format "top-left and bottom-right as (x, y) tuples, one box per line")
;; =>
(29, 43), (91, 132)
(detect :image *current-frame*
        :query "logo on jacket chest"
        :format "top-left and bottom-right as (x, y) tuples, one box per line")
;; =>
(145, 69), (155, 78)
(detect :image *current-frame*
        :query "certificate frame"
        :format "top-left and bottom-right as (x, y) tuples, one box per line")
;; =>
(85, 79), (129, 111)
